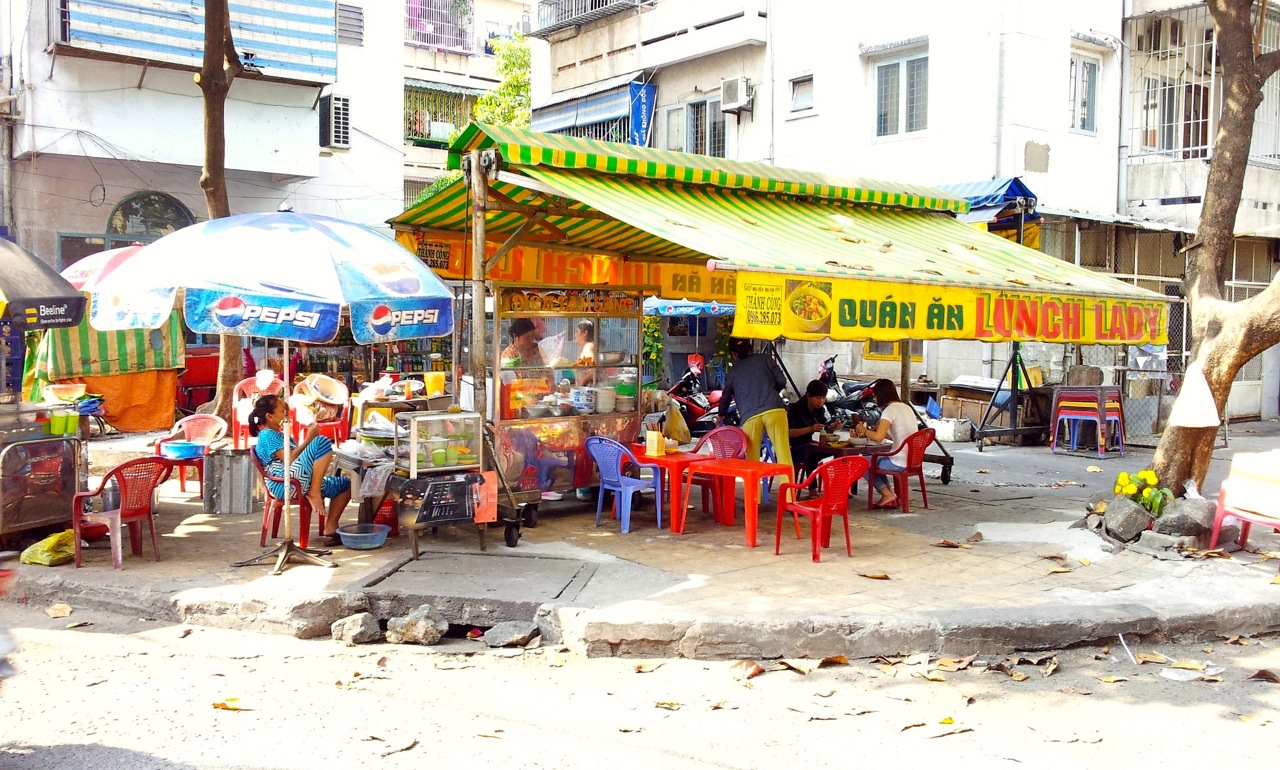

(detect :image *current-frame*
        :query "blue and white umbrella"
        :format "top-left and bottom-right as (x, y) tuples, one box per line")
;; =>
(642, 296), (735, 317)
(87, 210), (453, 343)
(87, 210), (455, 572)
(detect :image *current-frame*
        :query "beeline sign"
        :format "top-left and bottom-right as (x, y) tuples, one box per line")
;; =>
(38, 303), (71, 318)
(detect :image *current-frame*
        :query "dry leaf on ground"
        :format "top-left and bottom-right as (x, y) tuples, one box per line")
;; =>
(376, 656), (388, 667)
(710, 701), (736, 710)
(933, 540), (964, 548)
(212, 698), (251, 711)
(1097, 676), (1128, 684)
(821, 655), (848, 667)
(1247, 669), (1280, 683)
(179, 628), (193, 639)
(966, 532), (983, 543)
(1086, 465), (1103, 473)
(904, 653), (930, 667)
(1169, 660), (1206, 671)
(732, 659), (765, 681)
(1010, 653), (1058, 666)
(44, 603), (72, 619)
(66, 621), (92, 629)
(778, 659), (820, 675)
(931, 728), (974, 738)
(634, 662), (664, 674)
(654, 701), (682, 711)
(1041, 659), (1059, 678)
(901, 723), (926, 732)
(858, 572), (891, 580)
(940, 717), (954, 724)
(1137, 652), (1170, 665)
(1272, 575), (1280, 585)
(876, 664), (897, 677)
(976, 468), (990, 474)
(1079, 558), (1091, 566)
(380, 739), (418, 758)
(912, 670), (946, 682)
(1048, 567), (1074, 574)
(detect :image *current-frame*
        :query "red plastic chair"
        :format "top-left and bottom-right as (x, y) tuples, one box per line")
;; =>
(1209, 459), (1280, 566)
(154, 414), (227, 494)
(867, 428), (936, 513)
(249, 450), (320, 549)
(232, 376), (285, 449)
(290, 375), (350, 446)
(776, 455), (869, 562)
(688, 425), (748, 517)
(72, 457), (174, 569)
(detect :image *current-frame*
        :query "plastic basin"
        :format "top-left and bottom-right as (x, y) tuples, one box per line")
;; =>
(337, 523), (390, 550)
(159, 441), (206, 460)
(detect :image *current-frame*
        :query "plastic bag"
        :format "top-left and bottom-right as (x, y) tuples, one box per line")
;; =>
(20, 529), (76, 567)
(664, 402), (691, 444)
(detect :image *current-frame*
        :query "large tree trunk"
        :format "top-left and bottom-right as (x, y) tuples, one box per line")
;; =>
(195, 0), (243, 422)
(1153, 0), (1280, 495)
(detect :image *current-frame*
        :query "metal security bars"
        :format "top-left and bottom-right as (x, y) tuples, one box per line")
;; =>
(405, 0), (475, 53)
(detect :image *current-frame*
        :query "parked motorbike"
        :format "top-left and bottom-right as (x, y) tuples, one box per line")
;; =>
(817, 354), (880, 428)
(0, 551), (16, 685)
(669, 361), (736, 436)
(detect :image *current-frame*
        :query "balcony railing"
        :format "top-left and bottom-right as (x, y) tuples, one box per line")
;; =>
(406, 0), (475, 53)
(529, 0), (640, 38)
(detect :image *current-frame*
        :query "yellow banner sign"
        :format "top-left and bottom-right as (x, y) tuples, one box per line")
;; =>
(395, 231), (734, 303)
(732, 273), (1167, 345)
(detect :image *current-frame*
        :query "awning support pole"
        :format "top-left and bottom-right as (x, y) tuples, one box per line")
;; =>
(469, 149), (490, 426)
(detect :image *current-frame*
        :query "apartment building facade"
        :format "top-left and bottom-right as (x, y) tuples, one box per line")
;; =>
(0, 0), (526, 269)
(529, 0), (1280, 425)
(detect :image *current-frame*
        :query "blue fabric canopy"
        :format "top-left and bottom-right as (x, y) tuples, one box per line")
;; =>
(643, 296), (735, 316)
(938, 177), (1039, 224)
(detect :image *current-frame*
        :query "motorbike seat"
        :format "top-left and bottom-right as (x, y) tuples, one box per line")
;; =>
(842, 382), (859, 394)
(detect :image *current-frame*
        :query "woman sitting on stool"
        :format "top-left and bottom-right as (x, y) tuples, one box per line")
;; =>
(249, 394), (352, 547)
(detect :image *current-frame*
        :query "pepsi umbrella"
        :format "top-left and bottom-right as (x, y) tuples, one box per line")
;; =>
(0, 239), (86, 331)
(86, 211), (456, 573)
(642, 296), (735, 317)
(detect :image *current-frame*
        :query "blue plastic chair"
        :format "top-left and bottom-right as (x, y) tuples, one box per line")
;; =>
(584, 437), (663, 533)
(760, 433), (777, 503)
(509, 429), (574, 490)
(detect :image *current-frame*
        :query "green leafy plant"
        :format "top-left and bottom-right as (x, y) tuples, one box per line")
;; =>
(643, 315), (665, 382)
(1114, 469), (1174, 517)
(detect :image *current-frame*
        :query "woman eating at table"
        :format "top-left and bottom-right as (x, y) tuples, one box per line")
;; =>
(854, 378), (917, 509)
(249, 394), (352, 547)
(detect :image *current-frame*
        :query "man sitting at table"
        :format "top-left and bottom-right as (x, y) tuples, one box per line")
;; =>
(787, 379), (844, 480)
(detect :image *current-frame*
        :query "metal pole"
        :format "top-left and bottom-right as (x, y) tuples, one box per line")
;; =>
(469, 150), (488, 423)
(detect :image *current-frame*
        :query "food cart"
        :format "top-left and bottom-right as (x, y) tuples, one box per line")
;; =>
(0, 398), (81, 538)
(489, 284), (646, 519)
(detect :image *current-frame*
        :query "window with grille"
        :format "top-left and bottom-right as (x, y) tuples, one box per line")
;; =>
(338, 4), (364, 46)
(404, 86), (476, 143)
(404, 179), (429, 210)
(406, 0), (474, 53)
(864, 339), (923, 362)
(663, 99), (724, 157)
(1069, 53), (1099, 133)
(558, 118), (630, 143)
(875, 53), (927, 137)
(1127, 7), (1215, 161)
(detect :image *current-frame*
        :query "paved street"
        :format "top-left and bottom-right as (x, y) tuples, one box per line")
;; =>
(0, 602), (1277, 769)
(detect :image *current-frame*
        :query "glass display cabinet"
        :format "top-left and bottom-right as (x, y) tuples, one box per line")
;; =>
(393, 409), (483, 480)
(490, 284), (647, 502)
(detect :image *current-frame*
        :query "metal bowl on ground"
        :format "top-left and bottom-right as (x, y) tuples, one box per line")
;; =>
(597, 351), (627, 365)
(336, 523), (390, 550)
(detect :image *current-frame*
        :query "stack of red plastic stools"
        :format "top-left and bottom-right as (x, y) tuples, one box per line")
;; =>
(1049, 386), (1125, 457)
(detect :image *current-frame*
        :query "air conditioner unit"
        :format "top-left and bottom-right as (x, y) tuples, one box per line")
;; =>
(720, 76), (752, 113)
(428, 121), (455, 142)
(320, 94), (351, 149)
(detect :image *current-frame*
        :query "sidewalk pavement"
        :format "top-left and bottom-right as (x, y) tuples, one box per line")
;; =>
(6, 422), (1279, 659)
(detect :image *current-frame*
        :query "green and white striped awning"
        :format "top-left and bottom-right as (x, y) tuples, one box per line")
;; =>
(33, 305), (185, 380)
(390, 123), (1163, 305)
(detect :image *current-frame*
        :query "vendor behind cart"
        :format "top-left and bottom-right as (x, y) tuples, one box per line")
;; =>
(500, 318), (553, 418)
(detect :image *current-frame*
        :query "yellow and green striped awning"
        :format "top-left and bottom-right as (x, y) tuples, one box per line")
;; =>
(448, 123), (970, 214)
(518, 166), (1162, 302)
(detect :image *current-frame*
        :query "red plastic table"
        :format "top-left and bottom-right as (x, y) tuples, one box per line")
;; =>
(630, 445), (716, 534)
(677, 458), (794, 547)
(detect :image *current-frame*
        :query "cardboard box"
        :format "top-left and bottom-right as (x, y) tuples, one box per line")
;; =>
(926, 417), (973, 442)
(940, 396), (1023, 444)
